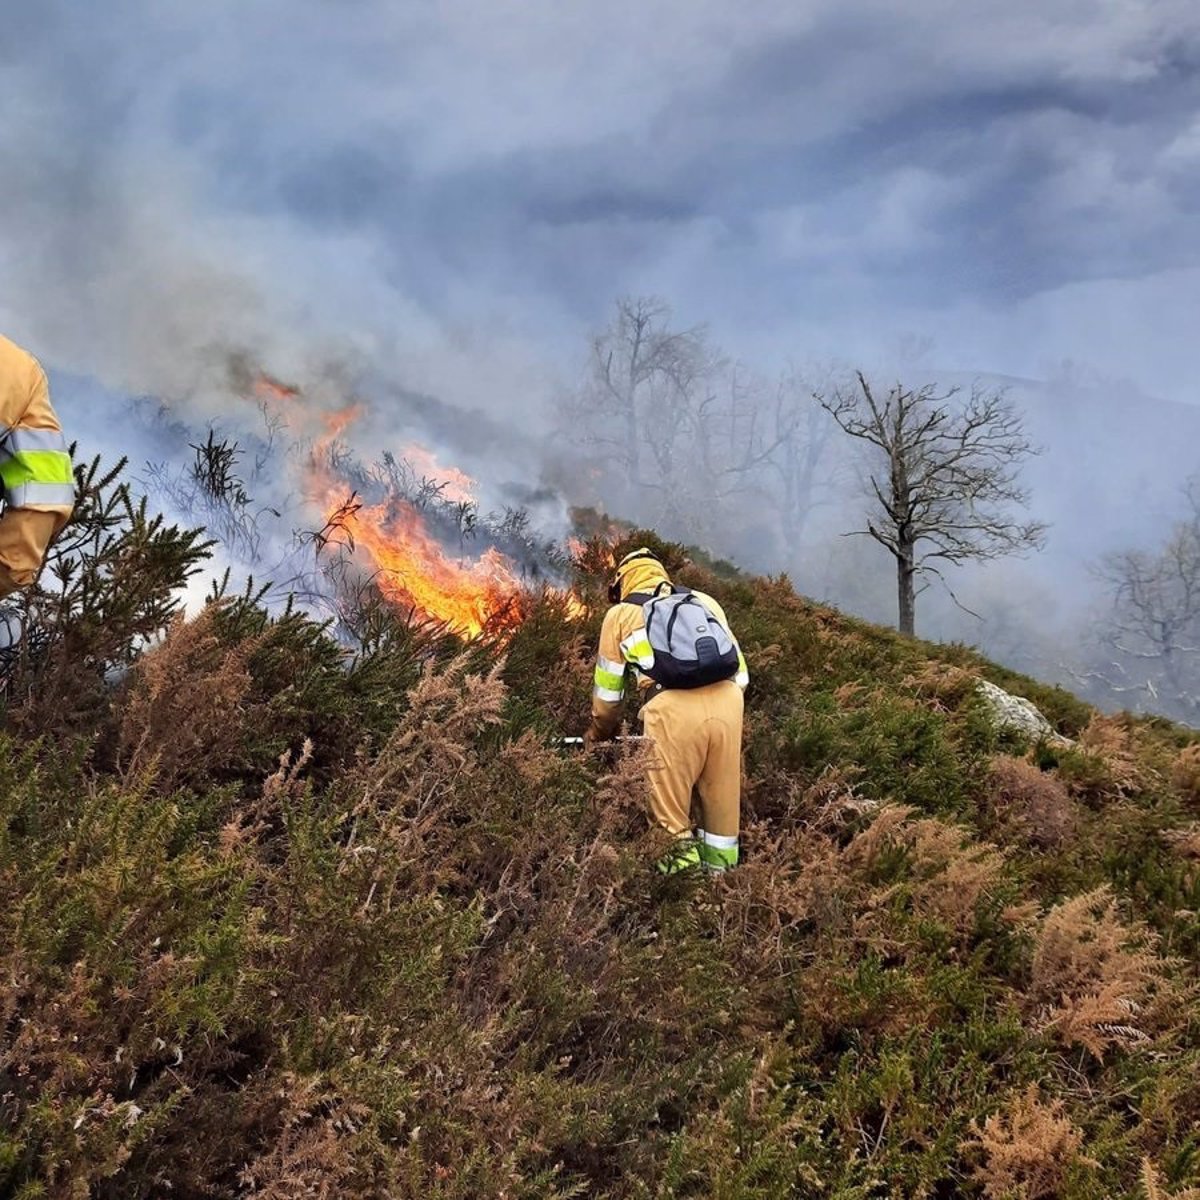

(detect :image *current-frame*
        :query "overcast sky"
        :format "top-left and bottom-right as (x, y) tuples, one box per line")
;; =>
(2, 0), (1199, 411)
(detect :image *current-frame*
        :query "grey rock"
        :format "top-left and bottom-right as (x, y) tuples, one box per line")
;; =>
(976, 679), (1072, 746)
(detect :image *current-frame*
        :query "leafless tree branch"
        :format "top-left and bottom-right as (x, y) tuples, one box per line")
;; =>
(819, 373), (1046, 635)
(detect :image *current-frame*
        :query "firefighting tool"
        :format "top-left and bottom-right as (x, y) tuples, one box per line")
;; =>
(553, 735), (648, 747)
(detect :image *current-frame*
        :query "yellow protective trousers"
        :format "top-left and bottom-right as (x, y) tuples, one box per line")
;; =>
(638, 680), (744, 842)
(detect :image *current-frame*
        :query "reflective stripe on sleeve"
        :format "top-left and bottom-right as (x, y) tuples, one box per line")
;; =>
(594, 663), (625, 694)
(619, 630), (655, 670)
(593, 684), (624, 703)
(4, 480), (76, 508)
(3, 428), (68, 455)
(734, 648), (749, 689)
(0, 417), (75, 509)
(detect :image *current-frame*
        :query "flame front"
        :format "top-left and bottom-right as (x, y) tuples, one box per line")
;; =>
(403, 444), (477, 506)
(341, 504), (523, 636)
(306, 404), (577, 637)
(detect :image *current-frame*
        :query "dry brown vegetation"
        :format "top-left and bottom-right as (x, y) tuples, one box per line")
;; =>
(1174, 743), (1200, 808)
(986, 754), (1079, 849)
(1031, 887), (1173, 1060)
(967, 1085), (1086, 1199)
(1, 487), (1199, 1198)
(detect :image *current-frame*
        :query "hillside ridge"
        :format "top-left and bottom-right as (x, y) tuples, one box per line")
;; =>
(1, 525), (1198, 1198)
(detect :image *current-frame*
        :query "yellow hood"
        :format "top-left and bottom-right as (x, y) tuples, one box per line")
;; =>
(617, 554), (671, 601)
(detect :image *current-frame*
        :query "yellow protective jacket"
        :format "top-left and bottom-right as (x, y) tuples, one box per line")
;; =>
(0, 336), (75, 598)
(588, 560), (748, 742)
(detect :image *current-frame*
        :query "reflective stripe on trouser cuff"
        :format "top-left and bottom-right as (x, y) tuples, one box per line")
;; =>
(5, 480), (76, 508)
(3, 428), (68, 455)
(698, 829), (739, 871)
(593, 685), (623, 703)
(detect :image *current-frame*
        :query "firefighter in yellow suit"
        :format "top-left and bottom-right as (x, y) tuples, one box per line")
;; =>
(587, 549), (749, 873)
(0, 336), (75, 599)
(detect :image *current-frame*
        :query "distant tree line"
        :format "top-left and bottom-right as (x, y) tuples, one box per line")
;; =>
(559, 296), (1047, 639)
(1085, 479), (1200, 724)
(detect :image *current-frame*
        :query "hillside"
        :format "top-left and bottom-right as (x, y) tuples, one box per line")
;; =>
(2, 510), (1199, 1199)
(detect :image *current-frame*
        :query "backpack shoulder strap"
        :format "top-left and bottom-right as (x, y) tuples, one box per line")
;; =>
(664, 592), (703, 645)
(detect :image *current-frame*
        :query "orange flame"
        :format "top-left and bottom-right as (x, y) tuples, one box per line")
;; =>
(342, 505), (523, 636)
(403, 443), (477, 505)
(309, 404), (585, 636)
(253, 372), (301, 403)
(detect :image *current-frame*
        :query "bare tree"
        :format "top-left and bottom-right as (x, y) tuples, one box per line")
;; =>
(819, 372), (1047, 636)
(764, 368), (838, 545)
(1092, 480), (1200, 720)
(573, 297), (715, 484)
(561, 297), (732, 532)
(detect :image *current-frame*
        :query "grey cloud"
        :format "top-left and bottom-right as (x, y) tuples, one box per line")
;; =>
(3, 0), (1200, 411)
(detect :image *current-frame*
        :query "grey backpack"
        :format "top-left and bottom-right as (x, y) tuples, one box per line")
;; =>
(626, 588), (739, 689)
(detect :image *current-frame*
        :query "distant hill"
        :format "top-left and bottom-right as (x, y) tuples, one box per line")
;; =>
(948, 371), (1200, 569)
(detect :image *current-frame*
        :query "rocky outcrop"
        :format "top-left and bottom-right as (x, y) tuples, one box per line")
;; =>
(976, 680), (1072, 745)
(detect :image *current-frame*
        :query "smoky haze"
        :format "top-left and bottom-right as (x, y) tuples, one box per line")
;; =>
(2, 2), (1199, 715)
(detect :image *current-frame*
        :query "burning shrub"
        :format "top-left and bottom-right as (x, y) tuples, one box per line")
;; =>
(305, 418), (584, 640)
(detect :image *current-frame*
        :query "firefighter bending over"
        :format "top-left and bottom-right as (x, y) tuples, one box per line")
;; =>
(0, 336), (75, 599)
(587, 548), (749, 874)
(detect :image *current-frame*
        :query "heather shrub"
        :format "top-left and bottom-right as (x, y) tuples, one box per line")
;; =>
(2, 484), (1200, 1196)
(1173, 743), (1200, 808)
(985, 754), (1078, 849)
(776, 690), (978, 819)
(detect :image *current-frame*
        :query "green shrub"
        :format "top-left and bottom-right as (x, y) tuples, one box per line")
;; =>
(1, 472), (1198, 1196)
